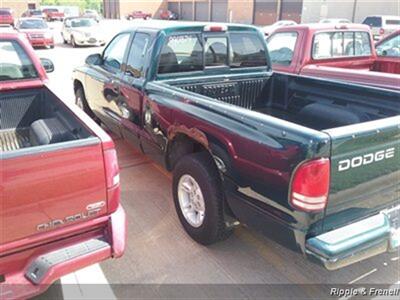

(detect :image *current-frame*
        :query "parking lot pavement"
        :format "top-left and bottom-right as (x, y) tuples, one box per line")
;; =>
(34, 21), (399, 299)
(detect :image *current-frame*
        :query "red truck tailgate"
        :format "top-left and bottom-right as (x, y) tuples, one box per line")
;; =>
(1, 140), (108, 249)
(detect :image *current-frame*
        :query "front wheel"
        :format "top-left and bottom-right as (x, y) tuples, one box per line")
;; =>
(75, 86), (99, 123)
(172, 152), (232, 245)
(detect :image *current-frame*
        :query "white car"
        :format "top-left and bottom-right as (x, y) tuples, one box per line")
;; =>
(262, 20), (297, 37)
(319, 18), (351, 24)
(61, 17), (105, 47)
(362, 15), (400, 41)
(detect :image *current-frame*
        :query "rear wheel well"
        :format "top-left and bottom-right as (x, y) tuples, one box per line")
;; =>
(166, 134), (211, 172)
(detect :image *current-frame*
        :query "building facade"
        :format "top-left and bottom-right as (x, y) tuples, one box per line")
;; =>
(1, 0), (41, 18)
(102, 0), (399, 25)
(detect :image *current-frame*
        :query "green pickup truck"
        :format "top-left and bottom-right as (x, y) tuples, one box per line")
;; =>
(72, 22), (400, 270)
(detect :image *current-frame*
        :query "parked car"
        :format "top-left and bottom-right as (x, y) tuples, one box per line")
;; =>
(0, 8), (14, 26)
(15, 18), (54, 48)
(362, 15), (400, 40)
(73, 23), (400, 270)
(319, 18), (351, 24)
(376, 29), (400, 57)
(267, 23), (400, 90)
(21, 9), (45, 19)
(82, 9), (101, 22)
(160, 10), (178, 20)
(126, 11), (151, 20)
(43, 8), (64, 21)
(61, 17), (105, 47)
(0, 23), (15, 32)
(0, 32), (126, 299)
(262, 20), (297, 37)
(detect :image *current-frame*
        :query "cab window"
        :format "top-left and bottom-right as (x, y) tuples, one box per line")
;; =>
(204, 36), (228, 67)
(230, 33), (267, 68)
(158, 34), (203, 74)
(126, 33), (150, 77)
(312, 31), (371, 59)
(103, 33), (130, 71)
(0, 40), (38, 81)
(267, 32), (298, 65)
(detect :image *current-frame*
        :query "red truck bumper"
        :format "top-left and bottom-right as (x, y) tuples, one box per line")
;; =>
(0, 205), (126, 300)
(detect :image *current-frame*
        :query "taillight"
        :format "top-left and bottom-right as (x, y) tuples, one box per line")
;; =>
(290, 158), (330, 212)
(379, 28), (385, 35)
(104, 148), (120, 213)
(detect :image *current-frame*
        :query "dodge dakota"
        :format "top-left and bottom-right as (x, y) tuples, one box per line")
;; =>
(0, 33), (126, 299)
(267, 23), (400, 90)
(72, 22), (400, 270)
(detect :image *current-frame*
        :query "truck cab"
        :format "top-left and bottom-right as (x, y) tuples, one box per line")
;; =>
(267, 23), (400, 90)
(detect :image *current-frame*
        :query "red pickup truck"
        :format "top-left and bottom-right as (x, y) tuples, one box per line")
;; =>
(0, 33), (126, 299)
(43, 8), (64, 21)
(267, 23), (400, 90)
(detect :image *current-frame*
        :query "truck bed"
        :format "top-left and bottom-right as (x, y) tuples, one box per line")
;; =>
(170, 73), (400, 130)
(0, 87), (93, 155)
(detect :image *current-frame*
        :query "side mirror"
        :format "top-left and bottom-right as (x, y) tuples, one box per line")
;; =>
(40, 58), (54, 73)
(85, 53), (102, 65)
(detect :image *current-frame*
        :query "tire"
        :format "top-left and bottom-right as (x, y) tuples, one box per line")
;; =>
(75, 86), (99, 122)
(173, 152), (232, 245)
(71, 36), (77, 48)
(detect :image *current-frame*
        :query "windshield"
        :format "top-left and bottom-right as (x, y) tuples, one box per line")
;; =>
(19, 19), (47, 29)
(71, 18), (96, 27)
(46, 9), (58, 12)
(0, 10), (11, 15)
(363, 17), (382, 27)
(0, 40), (38, 81)
(31, 10), (42, 15)
(376, 34), (400, 57)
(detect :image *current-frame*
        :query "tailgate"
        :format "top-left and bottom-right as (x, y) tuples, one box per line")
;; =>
(323, 116), (400, 232)
(1, 139), (108, 248)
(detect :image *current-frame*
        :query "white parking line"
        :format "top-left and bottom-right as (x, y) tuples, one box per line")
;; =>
(60, 264), (116, 299)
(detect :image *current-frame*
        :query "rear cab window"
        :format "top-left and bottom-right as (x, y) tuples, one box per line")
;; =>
(0, 40), (38, 81)
(157, 30), (267, 75)
(312, 31), (372, 59)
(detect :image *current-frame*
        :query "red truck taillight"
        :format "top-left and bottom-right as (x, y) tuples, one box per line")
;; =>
(104, 148), (120, 213)
(290, 158), (330, 212)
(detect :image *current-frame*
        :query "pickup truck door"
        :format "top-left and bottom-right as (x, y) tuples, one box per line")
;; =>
(83, 32), (132, 136)
(117, 32), (151, 149)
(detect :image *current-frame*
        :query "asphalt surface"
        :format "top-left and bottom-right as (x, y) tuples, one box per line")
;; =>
(32, 19), (399, 300)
